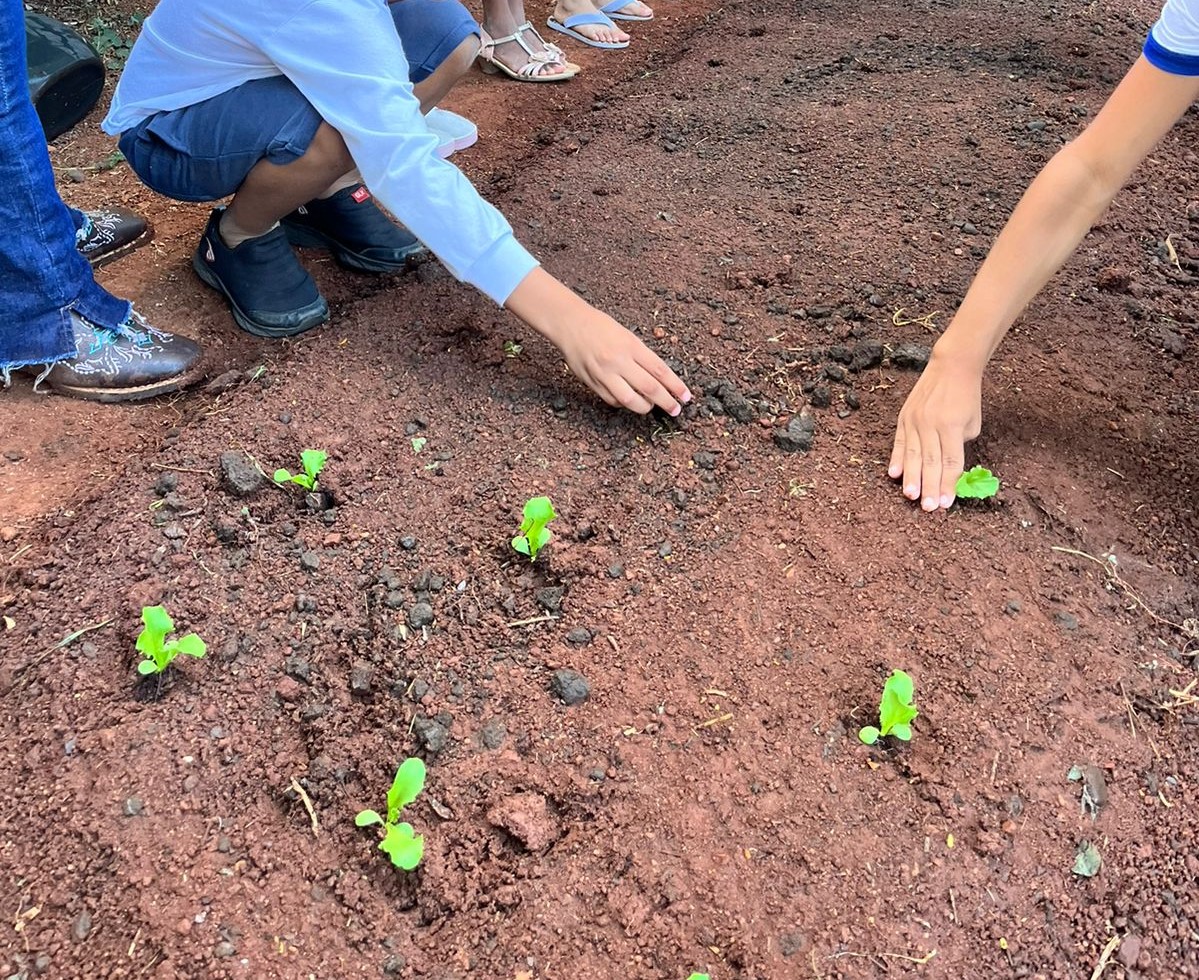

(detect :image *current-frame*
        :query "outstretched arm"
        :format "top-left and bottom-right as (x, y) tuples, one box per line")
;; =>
(890, 56), (1199, 511)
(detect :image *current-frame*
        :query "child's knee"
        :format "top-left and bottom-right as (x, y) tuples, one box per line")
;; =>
(305, 123), (354, 175)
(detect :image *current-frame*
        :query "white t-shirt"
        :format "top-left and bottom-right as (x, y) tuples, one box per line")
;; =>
(103, 0), (537, 306)
(1145, 0), (1199, 75)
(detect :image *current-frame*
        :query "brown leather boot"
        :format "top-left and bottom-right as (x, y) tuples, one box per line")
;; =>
(21, 310), (203, 402)
(77, 207), (154, 268)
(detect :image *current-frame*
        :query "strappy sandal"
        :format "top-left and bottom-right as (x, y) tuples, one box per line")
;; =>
(478, 24), (581, 81)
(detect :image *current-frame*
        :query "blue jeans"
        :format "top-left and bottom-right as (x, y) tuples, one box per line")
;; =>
(0, 0), (130, 375)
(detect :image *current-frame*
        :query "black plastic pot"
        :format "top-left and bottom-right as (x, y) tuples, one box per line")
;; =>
(25, 12), (105, 141)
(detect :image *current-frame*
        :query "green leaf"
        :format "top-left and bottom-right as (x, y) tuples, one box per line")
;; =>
(300, 449), (327, 482)
(512, 535), (531, 556)
(411, 437), (427, 453)
(1072, 839), (1102, 877)
(379, 822), (424, 870)
(884, 669), (913, 704)
(955, 466), (1000, 500)
(137, 658), (160, 676)
(274, 468), (293, 484)
(386, 757), (426, 822)
(858, 726), (880, 745)
(686, 975), (710, 980)
(355, 809), (383, 828)
(878, 670), (919, 738)
(523, 496), (556, 526)
(891, 723), (913, 741)
(172, 633), (206, 659)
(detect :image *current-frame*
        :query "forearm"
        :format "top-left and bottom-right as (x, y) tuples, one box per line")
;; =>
(503, 267), (586, 346)
(935, 145), (1118, 371)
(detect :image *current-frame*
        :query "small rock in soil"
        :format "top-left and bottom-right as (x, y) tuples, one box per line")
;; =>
(383, 954), (407, 975)
(301, 704), (329, 721)
(486, 792), (561, 852)
(408, 679), (430, 702)
(214, 941), (237, 958)
(1005, 600), (1022, 616)
(204, 369), (243, 394)
(823, 363), (847, 382)
(350, 661), (374, 697)
(779, 930), (809, 957)
(844, 390), (860, 410)
(607, 563), (624, 579)
(566, 627), (592, 646)
(714, 382), (755, 422)
(849, 340), (883, 372)
(1053, 610), (1079, 631)
(384, 590), (404, 610)
(413, 715), (450, 753)
(299, 551), (320, 572)
(283, 659), (310, 687)
(480, 718), (507, 750)
(219, 450), (263, 498)
(122, 797), (143, 816)
(295, 594), (317, 612)
(774, 416), (815, 453)
(154, 472), (178, 496)
(0, 526), (17, 543)
(399, 535), (417, 551)
(671, 489), (688, 509)
(276, 677), (302, 703)
(536, 587), (564, 613)
(408, 602), (434, 628)
(72, 910), (92, 941)
(1117, 935), (1141, 969)
(809, 385), (831, 409)
(550, 668), (590, 705)
(692, 450), (717, 470)
(658, 542), (672, 558)
(888, 343), (931, 370)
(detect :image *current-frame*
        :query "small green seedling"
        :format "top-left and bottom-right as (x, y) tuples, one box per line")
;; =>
(512, 496), (556, 561)
(955, 466), (999, 500)
(859, 669), (919, 745)
(135, 604), (206, 676)
(686, 974), (710, 980)
(355, 758), (426, 870)
(274, 449), (327, 491)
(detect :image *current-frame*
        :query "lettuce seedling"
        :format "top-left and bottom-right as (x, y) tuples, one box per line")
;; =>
(686, 974), (710, 980)
(859, 669), (919, 745)
(135, 604), (206, 676)
(955, 466), (999, 500)
(512, 496), (556, 561)
(274, 449), (327, 491)
(355, 757), (426, 870)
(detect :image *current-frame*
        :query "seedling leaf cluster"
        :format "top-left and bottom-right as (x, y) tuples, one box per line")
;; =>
(512, 496), (556, 561)
(274, 449), (327, 491)
(859, 669), (919, 744)
(356, 758), (426, 870)
(135, 605), (206, 676)
(955, 466), (999, 500)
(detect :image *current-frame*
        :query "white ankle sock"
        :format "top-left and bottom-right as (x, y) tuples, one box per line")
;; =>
(219, 211), (278, 249)
(318, 170), (363, 199)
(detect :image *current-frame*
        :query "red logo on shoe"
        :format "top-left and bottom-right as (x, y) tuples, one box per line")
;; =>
(351, 186), (371, 204)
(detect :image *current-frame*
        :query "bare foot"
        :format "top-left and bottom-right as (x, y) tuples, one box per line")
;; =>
(552, 0), (629, 44)
(604, 0), (653, 17)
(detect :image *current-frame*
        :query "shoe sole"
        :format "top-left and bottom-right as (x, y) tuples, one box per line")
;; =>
(192, 251), (328, 339)
(281, 222), (426, 274)
(437, 129), (480, 158)
(38, 363), (206, 404)
(86, 223), (155, 269)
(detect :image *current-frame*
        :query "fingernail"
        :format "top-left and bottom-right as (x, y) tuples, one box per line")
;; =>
(888, 465), (901, 479)
(940, 494), (955, 509)
(922, 497), (937, 511)
(904, 486), (919, 499)
(670, 404), (681, 417)
(681, 389), (693, 403)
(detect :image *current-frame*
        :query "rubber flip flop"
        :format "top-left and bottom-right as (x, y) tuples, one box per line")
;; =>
(601, 0), (654, 21)
(546, 12), (630, 49)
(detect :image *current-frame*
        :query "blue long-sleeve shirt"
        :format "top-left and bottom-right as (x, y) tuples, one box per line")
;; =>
(103, 0), (539, 305)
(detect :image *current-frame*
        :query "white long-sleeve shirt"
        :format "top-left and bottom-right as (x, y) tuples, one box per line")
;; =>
(1146, 0), (1199, 74)
(103, 0), (538, 306)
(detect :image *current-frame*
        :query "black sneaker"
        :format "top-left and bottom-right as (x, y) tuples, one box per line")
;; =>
(192, 208), (328, 339)
(17, 310), (202, 403)
(77, 207), (154, 268)
(281, 185), (425, 273)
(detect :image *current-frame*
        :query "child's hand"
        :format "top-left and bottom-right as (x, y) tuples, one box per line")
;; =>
(506, 268), (692, 415)
(888, 353), (983, 511)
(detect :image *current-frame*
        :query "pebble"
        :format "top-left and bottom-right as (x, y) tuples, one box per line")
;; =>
(962, 222), (978, 235)
(1117, 935), (1141, 968)
(849, 341), (883, 372)
(480, 718), (507, 750)
(550, 668), (590, 706)
(400, 535), (418, 551)
(214, 941), (237, 958)
(536, 587), (564, 613)
(657, 542), (672, 558)
(154, 472), (178, 496)
(350, 661), (374, 696)
(413, 715), (449, 753)
(1053, 610), (1079, 631)
(774, 416), (815, 453)
(888, 343), (931, 370)
(175, 918), (192, 937)
(844, 391), (860, 410)
(276, 676), (302, 702)
(299, 551), (321, 572)
(408, 602), (434, 628)
(383, 954), (407, 975)
(219, 450), (263, 498)
(285, 656), (311, 683)
(72, 910), (92, 941)
(122, 797), (143, 817)
(1027, 119), (1047, 131)
(809, 385), (831, 409)
(607, 563), (624, 579)
(1005, 600), (1022, 616)
(692, 450), (717, 470)
(566, 627), (592, 646)
(0, 526), (18, 543)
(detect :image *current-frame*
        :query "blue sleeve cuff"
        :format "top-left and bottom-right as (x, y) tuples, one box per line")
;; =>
(1144, 30), (1199, 76)
(460, 232), (540, 306)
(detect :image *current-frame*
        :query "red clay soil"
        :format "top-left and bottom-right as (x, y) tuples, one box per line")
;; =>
(2, 0), (1198, 978)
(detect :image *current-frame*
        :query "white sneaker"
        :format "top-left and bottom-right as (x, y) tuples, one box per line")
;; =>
(425, 107), (479, 159)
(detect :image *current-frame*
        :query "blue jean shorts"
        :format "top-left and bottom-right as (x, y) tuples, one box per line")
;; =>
(118, 0), (479, 202)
